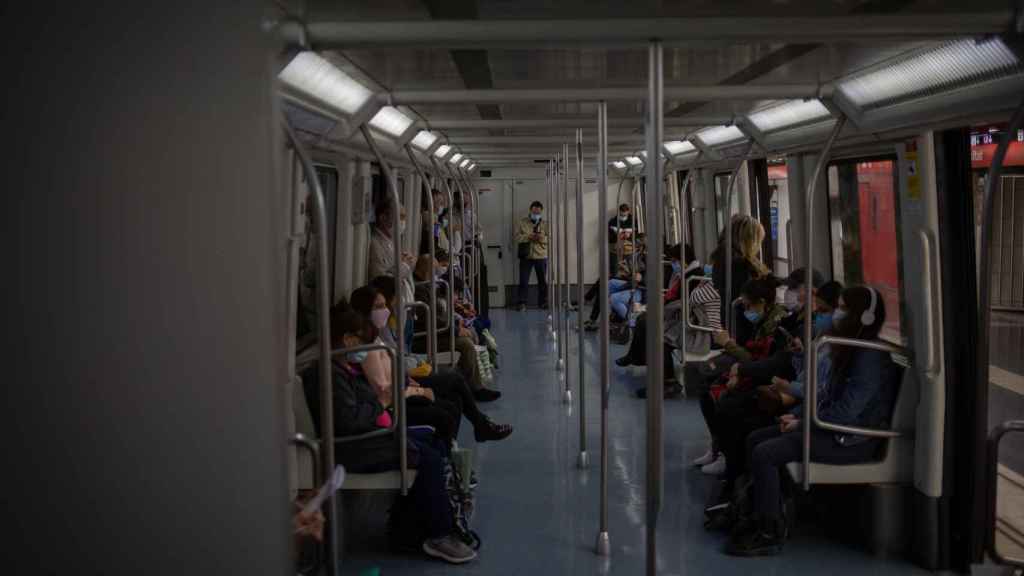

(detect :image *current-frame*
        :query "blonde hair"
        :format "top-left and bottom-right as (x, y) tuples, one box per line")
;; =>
(714, 214), (769, 278)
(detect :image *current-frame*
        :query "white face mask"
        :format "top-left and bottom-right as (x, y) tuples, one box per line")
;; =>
(370, 308), (391, 329)
(783, 290), (800, 311)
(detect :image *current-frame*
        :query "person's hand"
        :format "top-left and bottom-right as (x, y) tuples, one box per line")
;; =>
(788, 337), (803, 353)
(402, 252), (417, 265)
(406, 386), (435, 401)
(771, 376), (791, 394)
(713, 330), (731, 347)
(779, 414), (800, 433)
(726, 372), (739, 390)
(293, 508), (325, 542)
(730, 363), (740, 378)
(634, 272), (642, 283)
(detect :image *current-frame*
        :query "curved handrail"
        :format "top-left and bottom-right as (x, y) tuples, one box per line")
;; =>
(684, 275), (717, 333)
(801, 115), (847, 492)
(801, 335), (905, 490)
(428, 156), (458, 368)
(404, 145), (438, 367)
(987, 420), (1024, 567)
(406, 301), (434, 357)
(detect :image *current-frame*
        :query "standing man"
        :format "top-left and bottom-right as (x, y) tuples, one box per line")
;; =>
(609, 203), (634, 273)
(516, 201), (549, 311)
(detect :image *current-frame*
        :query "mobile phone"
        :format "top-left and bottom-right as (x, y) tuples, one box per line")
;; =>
(777, 326), (794, 344)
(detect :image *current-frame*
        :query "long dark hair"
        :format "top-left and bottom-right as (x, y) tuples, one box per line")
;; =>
(828, 285), (887, 382)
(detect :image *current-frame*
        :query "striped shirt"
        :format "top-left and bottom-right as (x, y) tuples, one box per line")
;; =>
(689, 280), (723, 331)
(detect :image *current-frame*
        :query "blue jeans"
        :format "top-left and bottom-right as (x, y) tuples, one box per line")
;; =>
(518, 258), (548, 307)
(610, 288), (643, 320)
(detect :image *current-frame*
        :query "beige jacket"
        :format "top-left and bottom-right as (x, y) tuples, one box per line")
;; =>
(515, 216), (549, 260)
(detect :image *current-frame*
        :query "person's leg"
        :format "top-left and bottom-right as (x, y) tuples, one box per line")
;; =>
(608, 278), (629, 294)
(749, 430), (801, 525)
(610, 289), (633, 320)
(454, 336), (482, 391)
(518, 257), (530, 307)
(405, 398), (457, 444)
(621, 313), (648, 365)
(408, 437), (454, 539)
(418, 371), (485, 429)
(535, 258), (548, 308)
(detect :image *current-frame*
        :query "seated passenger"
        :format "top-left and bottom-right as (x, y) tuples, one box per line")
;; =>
(369, 199), (416, 305)
(301, 306), (477, 564)
(583, 258), (640, 330)
(725, 285), (899, 557)
(690, 276), (787, 475)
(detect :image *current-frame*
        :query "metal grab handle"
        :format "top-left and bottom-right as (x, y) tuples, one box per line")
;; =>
(290, 432), (323, 576)
(801, 116), (846, 492)
(786, 219), (796, 268)
(407, 300), (433, 350)
(918, 230), (940, 379)
(359, 125), (409, 496)
(405, 145), (438, 367)
(685, 275), (717, 333)
(801, 335), (905, 490)
(433, 278), (452, 332)
(428, 156), (458, 369)
(987, 421), (1024, 567)
(281, 118), (339, 575)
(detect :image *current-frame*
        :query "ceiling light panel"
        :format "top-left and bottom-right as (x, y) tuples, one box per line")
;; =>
(450, 153), (464, 164)
(434, 144), (452, 158)
(613, 161), (627, 169)
(459, 158), (471, 168)
(410, 130), (438, 150)
(838, 38), (1022, 110)
(696, 125), (747, 147)
(625, 156), (643, 166)
(747, 100), (832, 133)
(368, 106), (414, 138)
(278, 51), (374, 116)
(664, 140), (695, 155)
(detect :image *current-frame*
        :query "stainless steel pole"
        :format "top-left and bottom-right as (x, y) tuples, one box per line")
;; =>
(555, 153), (564, 367)
(282, 118), (338, 576)
(677, 162), (700, 378)
(576, 127), (588, 466)
(359, 125), (409, 495)
(405, 146), (438, 367)
(444, 162), (471, 308)
(595, 101), (611, 557)
(800, 116), (846, 491)
(547, 160), (556, 334)
(645, 40), (664, 576)
(429, 156), (458, 368)
(562, 143), (572, 404)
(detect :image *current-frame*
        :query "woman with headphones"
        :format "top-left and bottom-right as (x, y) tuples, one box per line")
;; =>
(723, 285), (902, 557)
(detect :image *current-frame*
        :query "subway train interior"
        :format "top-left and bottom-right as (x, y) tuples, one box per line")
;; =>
(9, 1), (1024, 575)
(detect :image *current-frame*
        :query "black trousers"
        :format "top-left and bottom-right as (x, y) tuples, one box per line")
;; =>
(415, 369), (488, 432)
(623, 313), (675, 377)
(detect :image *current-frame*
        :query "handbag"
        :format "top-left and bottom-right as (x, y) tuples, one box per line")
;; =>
(518, 220), (541, 259)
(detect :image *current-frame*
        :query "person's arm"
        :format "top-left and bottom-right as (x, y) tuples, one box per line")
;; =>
(664, 276), (681, 303)
(360, 350), (394, 408)
(819, 350), (883, 426)
(535, 221), (549, 249)
(333, 370), (386, 434)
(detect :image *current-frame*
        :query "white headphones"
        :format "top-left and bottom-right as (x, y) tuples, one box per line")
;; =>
(861, 286), (878, 326)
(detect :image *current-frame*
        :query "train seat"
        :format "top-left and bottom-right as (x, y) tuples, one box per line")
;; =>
(786, 363), (915, 485)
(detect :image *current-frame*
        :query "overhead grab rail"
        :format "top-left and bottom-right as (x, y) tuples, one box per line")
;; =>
(404, 145), (439, 367)
(986, 420), (1024, 567)
(358, 125), (409, 494)
(281, 117), (340, 576)
(799, 115), (847, 492)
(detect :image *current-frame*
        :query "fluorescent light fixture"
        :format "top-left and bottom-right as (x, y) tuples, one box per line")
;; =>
(450, 153), (464, 164)
(696, 125), (747, 147)
(837, 37), (1022, 109)
(459, 158), (471, 168)
(625, 156), (643, 166)
(410, 130), (439, 150)
(664, 140), (695, 155)
(467, 163), (476, 171)
(434, 144), (452, 158)
(278, 51), (374, 116)
(613, 161), (627, 170)
(747, 99), (832, 133)
(368, 106), (414, 138)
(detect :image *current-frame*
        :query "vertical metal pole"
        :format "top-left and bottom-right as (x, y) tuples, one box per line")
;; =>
(645, 40), (664, 576)
(555, 153), (564, 366)
(562, 144), (572, 403)
(359, 125), (409, 495)
(800, 116), (846, 491)
(429, 156), (458, 369)
(405, 146), (438, 367)
(444, 162), (470, 306)
(722, 143), (754, 335)
(677, 163), (700, 377)
(282, 119), (337, 575)
(547, 160), (556, 333)
(596, 101), (611, 557)
(576, 127), (588, 465)
(976, 99), (1024, 556)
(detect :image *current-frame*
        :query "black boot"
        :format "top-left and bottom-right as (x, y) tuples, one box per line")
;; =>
(725, 516), (784, 557)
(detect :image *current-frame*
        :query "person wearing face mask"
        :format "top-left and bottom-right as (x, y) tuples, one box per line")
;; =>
(369, 200), (417, 307)
(350, 284), (512, 442)
(301, 303), (480, 564)
(515, 201), (549, 311)
(725, 285), (900, 557)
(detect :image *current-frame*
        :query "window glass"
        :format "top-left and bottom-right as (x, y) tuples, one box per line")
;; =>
(826, 158), (904, 344)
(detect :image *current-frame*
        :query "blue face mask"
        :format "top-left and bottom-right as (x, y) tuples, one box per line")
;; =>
(703, 264), (713, 277)
(832, 309), (848, 325)
(348, 350), (368, 364)
(744, 309), (763, 324)
(671, 261), (681, 274)
(813, 313), (833, 336)
(530, 213), (541, 223)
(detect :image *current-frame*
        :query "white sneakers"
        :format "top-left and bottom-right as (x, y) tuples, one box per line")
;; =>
(692, 449), (726, 475)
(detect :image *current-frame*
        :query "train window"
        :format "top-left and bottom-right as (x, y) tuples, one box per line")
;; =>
(767, 161), (790, 277)
(826, 157), (905, 344)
